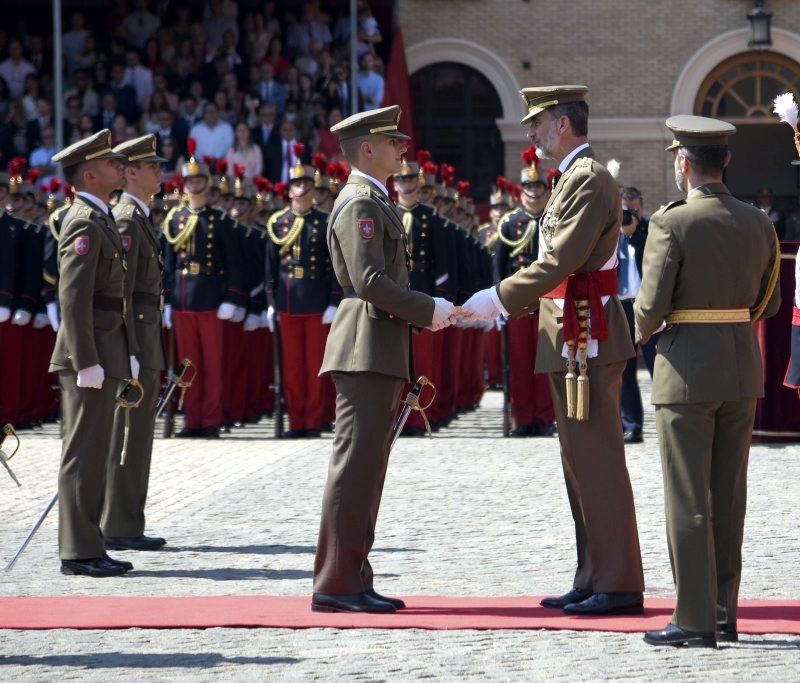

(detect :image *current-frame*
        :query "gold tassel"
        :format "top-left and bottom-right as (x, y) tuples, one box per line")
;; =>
(574, 300), (591, 421)
(576, 360), (589, 421)
(565, 345), (577, 419)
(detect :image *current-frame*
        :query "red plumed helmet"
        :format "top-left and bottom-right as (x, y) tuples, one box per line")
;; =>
(456, 180), (471, 197)
(233, 163), (246, 180)
(203, 155), (215, 168)
(254, 176), (273, 193)
(312, 152), (327, 170)
(8, 156), (27, 177)
(26, 168), (41, 185)
(521, 145), (539, 168)
(49, 177), (63, 194)
(546, 168), (561, 187)
(325, 162), (338, 177)
(163, 180), (176, 194)
(292, 142), (305, 159)
(63, 184), (75, 201)
(215, 158), (228, 175)
(186, 137), (197, 157)
(274, 181), (288, 197)
(416, 149), (432, 165)
(495, 175), (508, 191)
(423, 161), (437, 176)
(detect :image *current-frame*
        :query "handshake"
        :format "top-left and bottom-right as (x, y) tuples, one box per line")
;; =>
(427, 287), (506, 332)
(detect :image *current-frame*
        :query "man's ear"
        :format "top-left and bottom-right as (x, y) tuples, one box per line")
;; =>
(723, 149), (732, 170)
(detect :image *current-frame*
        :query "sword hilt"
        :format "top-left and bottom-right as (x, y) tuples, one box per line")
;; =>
(0, 424), (20, 460)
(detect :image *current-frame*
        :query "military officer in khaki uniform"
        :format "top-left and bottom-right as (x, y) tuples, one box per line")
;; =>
(49, 130), (134, 577)
(101, 134), (168, 552)
(462, 86), (644, 615)
(637, 116), (781, 648)
(313, 105), (455, 613)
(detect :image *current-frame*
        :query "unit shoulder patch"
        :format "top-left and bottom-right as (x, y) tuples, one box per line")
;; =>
(358, 218), (375, 239)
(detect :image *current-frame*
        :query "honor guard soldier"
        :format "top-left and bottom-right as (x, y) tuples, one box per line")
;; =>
(394, 156), (448, 434)
(49, 130), (135, 577)
(313, 105), (455, 613)
(637, 116), (781, 648)
(265, 151), (340, 437)
(100, 134), (168, 552)
(462, 86), (645, 615)
(496, 149), (555, 436)
(162, 140), (247, 437)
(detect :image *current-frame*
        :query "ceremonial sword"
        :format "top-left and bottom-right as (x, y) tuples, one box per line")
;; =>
(0, 424), (21, 487)
(389, 376), (436, 452)
(155, 358), (196, 419)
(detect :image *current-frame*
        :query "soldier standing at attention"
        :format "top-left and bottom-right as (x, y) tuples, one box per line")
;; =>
(101, 134), (168, 552)
(637, 116), (781, 648)
(312, 105), (455, 613)
(49, 130), (134, 577)
(461, 86), (645, 615)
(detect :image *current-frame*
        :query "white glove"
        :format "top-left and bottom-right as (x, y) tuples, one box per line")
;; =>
(231, 306), (247, 323)
(162, 304), (173, 329)
(129, 355), (140, 380)
(265, 305), (275, 333)
(427, 296), (455, 331)
(0, 306), (11, 323)
(77, 364), (105, 389)
(46, 302), (60, 331)
(243, 313), (260, 331)
(460, 287), (505, 323)
(321, 305), (337, 325)
(494, 315), (506, 331)
(33, 313), (49, 329)
(11, 309), (32, 326)
(217, 302), (236, 320)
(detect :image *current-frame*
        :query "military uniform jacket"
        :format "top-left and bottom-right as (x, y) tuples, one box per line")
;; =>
(245, 225), (268, 315)
(0, 210), (20, 310)
(162, 205), (247, 312)
(320, 175), (434, 381)
(496, 147), (634, 374)
(49, 195), (131, 379)
(114, 194), (166, 371)
(438, 217), (460, 302)
(634, 183), (781, 404)
(265, 207), (340, 314)
(397, 202), (448, 296)
(496, 208), (540, 280)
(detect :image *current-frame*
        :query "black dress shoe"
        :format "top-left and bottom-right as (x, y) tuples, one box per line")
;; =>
(105, 535), (167, 551)
(311, 592), (396, 613)
(404, 427), (427, 437)
(563, 591), (644, 615)
(60, 557), (127, 577)
(202, 427), (220, 438)
(623, 429), (643, 444)
(540, 587), (593, 609)
(366, 589), (405, 609)
(284, 429), (307, 439)
(176, 427), (203, 438)
(511, 425), (532, 437)
(103, 554), (133, 571)
(535, 422), (556, 437)
(644, 622), (717, 648)
(716, 623), (738, 642)
(320, 422), (333, 432)
(305, 429), (322, 438)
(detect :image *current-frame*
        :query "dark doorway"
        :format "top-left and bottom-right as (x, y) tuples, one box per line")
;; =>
(411, 62), (503, 201)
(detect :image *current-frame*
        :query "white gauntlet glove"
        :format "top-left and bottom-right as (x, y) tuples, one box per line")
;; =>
(427, 297), (455, 331)
(77, 364), (105, 389)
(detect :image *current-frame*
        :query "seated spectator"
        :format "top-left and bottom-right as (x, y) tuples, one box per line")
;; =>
(159, 136), (185, 174)
(317, 107), (343, 158)
(110, 113), (129, 144)
(226, 121), (263, 183)
(150, 72), (178, 113)
(296, 38), (323, 78)
(29, 126), (58, 180)
(104, 62), (139, 122)
(153, 109), (177, 144)
(262, 36), (290, 78)
(174, 97), (197, 149)
(217, 28), (243, 76)
(21, 73), (41, 121)
(174, 40), (197, 81)
(253, 62), (287, 115)
(246, 11), (276, 64)
(213, 91), (237, 126)
(190, 22), (208, 65)
(358, 1), (382, 56)
(141, 92), (168, 133)
(204, 0), (239, 48)
(122, 0), (161, 50)
(284, 10), (309, 59)
(144, 38), (166, 73)
(63, 68), (99, 117)
(0, 39), (37, 99)
(252, 103), (280, 162)
(96, 91), (122, 130)
(62, 11), (90, 72)
(25, 97), (55, 150)
(172, 5), (193, 47)
(27, 35), (47, 75)
(76, 114), (95, 140)
(124, 48), (154, 112)
(302, 2), (333, 49)
(285, 65), (301, 104)
(156, 26), (178, 65)
(189, 101), (234, 159)
(72, 33), (98, 74)
(64, 95), (83, 140)
(356, 53), (384, 111)
(220, 72), (245, 120)
(313, 49), (336, 92)
(93, 61), (109, 92)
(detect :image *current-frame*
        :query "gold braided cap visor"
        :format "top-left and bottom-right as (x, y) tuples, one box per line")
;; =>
(520, 87), (588, 124)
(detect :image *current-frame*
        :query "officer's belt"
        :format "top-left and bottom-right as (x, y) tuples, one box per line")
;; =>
(132, 292), (161, 309)
(180, 261), (219, 276)
(665, 308), (750, 324)
(93, 295), (124, 314)
(342, 287), (359, 299)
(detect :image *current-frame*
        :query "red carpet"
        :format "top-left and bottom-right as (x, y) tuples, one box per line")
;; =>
(1, 595), (799, 632)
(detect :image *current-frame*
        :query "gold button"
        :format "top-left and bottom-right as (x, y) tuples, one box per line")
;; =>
(389, 314), (394, 319)
(311, 256), (317, 261)
(420, 250), (426, 256)
(138, 313), (144, 320)
(114, 253), (118, 258)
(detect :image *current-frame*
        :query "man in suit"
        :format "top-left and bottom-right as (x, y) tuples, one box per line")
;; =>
(49, 129), (134, 577)
(103, 63), (139, 124)
(252, 104), (282, 180)
(461, 86), (645, 616)
(637, 116), (781, 648)
(313, 105), (455, 613)
(252, 62), (288, 116)
(100, 134), (168, 552)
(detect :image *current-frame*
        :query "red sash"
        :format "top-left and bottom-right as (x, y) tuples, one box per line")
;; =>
(541, 269), (619, 344)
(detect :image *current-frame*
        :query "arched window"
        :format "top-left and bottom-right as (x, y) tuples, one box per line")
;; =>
(411, 62), (503, 201)
(695, 52), (800, 122)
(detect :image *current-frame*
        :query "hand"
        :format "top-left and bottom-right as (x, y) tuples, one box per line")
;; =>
(11, 310), (32, 326)
(265, 305), (275, 333)
(427, 296), (455, 331)
(0, 306), (10, 324)
(217, 302), (236, 320)
(162, 304), (173, 329)
(46, 302), (60, 331)
(33, 313), (49, 329)
(460, 287), (503, 323)
(77, 364), (105, 389)
(321, 305), (337, 325)
(243, 313), (260, 332)
(231, 306), (247, 323)
(129, 355), (140, 380)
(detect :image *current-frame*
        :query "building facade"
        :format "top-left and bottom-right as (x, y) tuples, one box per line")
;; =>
(401, 0), (800, 213)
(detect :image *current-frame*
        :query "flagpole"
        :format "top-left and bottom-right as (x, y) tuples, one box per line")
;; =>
(53, 0), (64, 156)
(350, 0), (358, 115)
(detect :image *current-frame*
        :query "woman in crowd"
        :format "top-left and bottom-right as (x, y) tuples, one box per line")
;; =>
(225, 121), (263, 184)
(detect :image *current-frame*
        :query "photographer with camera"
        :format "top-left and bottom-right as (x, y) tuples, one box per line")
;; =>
(618, 187), (646, 444)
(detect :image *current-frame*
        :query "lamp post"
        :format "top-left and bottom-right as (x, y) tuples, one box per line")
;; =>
(747, 0), (773, 52)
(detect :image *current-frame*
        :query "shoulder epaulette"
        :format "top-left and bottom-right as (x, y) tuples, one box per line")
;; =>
(657, 200), (685, 214)
(356, 185), (370, 197)
(117, 202), (136, 219)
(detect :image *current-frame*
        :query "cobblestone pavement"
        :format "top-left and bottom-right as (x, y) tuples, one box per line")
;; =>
(1, 371), (798, 680)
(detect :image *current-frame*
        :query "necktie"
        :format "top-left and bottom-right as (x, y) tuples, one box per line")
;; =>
(618, 235), (630, 298)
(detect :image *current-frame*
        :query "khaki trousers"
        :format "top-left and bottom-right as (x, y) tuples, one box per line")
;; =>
(548, 361), (644, 593)
(101, 367), (160, 537)
(655, 399), (755, 632)
(313, 371), (404, 594)
(58, 371), (121, 560)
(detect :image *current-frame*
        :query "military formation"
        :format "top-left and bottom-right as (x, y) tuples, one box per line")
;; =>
(0, 79), (783, 651)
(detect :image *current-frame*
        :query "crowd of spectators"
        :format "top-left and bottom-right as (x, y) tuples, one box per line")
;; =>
(0, 0), (389, 187)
